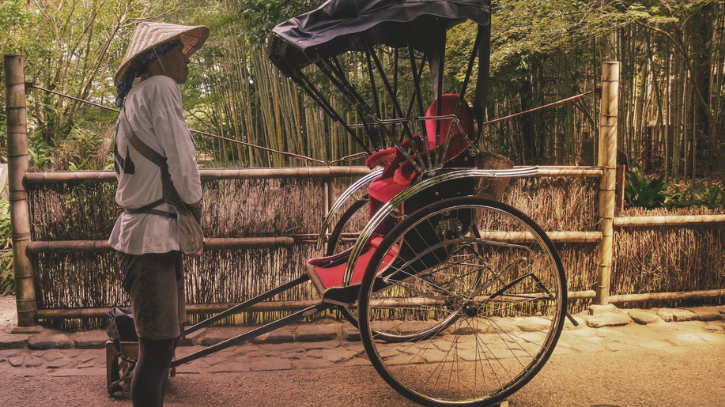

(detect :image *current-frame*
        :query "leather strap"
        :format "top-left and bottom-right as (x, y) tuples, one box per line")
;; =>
(123, 198), (177, 218)
(117, 107), (183, 218)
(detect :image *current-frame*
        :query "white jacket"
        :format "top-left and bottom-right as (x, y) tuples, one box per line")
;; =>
(108, 75), (202, 255)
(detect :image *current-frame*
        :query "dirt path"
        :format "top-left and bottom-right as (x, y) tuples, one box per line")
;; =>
(1, 343), (724, 407)
(0, 295), (16, 334)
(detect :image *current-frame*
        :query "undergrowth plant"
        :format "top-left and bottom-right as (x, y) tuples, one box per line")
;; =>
(625, 161), (725, 210)
(624, 161), (667, 208)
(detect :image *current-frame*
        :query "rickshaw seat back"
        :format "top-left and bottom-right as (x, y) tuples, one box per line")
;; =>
(367, 94), (475, 222)
(423, 94), (475, 154)
(306, 236), (399, 303)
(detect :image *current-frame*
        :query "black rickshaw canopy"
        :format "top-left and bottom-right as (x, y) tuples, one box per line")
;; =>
(268, 0), (490, 75)
(267, 0), (492, 166)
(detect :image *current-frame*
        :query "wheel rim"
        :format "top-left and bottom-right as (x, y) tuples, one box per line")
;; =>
(359, 198), (566, 406)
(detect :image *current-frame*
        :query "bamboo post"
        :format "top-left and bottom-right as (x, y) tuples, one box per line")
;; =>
(595, 61), (619, 305)
(323, 178), (334, 244)
(615, 165), (626, 211)
(4, 55), (37, 326)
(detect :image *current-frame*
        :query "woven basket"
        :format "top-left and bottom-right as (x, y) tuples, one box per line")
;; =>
(475, 151), (515, 201)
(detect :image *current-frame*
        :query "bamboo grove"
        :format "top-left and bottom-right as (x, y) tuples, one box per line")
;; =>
(0, 0), (724, 188)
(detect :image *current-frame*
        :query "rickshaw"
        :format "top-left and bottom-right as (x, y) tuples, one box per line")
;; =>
(158, 1), (574, 406)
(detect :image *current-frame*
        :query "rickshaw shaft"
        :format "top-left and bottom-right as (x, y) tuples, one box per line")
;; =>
(183, 275), (311, 336)
(172, 302), (333, 367)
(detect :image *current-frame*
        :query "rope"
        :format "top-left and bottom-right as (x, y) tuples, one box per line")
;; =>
(25, 83), (600, 165)
(328, 152), (369, 165)
(479, 88), (600, 127)
(24, 83), (327, 166)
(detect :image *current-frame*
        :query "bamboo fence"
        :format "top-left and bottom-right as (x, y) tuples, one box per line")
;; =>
(4, 58), (725, 327)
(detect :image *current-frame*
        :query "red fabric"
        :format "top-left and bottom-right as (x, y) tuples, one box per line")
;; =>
(395, 94), (474, 182)
(424, 94), (475, 151)
(368, 176), (409, 209)
(365, 146), (398, 170)
(307, 237), (398, 289)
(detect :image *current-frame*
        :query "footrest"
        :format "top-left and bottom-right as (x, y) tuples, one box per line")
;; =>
(306, 237), (398, 305)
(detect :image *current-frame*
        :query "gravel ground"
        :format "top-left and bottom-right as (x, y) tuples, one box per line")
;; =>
(0, 295), (16, 334)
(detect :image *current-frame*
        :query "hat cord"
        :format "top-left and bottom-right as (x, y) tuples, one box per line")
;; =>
(152, 47), (168, 76)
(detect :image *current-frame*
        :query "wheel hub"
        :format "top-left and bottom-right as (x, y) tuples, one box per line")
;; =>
(463, 302), (479, 317)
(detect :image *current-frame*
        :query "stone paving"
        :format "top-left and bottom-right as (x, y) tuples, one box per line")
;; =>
(0, 305), (724, 378)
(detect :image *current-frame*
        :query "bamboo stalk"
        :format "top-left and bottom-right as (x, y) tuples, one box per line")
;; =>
(595, 61), (620, 305)
(27, 237), (295, 253)
(614, 215), (725, 227)
(5, 55), (37, 327)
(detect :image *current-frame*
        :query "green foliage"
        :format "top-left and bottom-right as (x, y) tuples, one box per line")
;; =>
(237, 0), (321, 46)
(0, 252), (13, 295)
(665, 185), (724, 210)
(625, 161), (668, 208)
(625, 161), (724, 210)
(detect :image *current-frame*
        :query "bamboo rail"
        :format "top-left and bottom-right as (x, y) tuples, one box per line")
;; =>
(5, 55), (36, 327)
(535, 167), (602, 177)
(608, 289), (725, 303)
(27, 232), (603, 254)
(24, 167), (374, 185)
(23, 165), (602, 185)
(35, 300), (322, 319)
(614, 215), (725, 227)
(26, 237), (295, 253)
(32, 289), (725, 320)
(481, 231), (603, 244)
(595, 61), (619, 306)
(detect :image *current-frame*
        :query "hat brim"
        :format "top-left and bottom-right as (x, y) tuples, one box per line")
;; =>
(114, 24), (210, 86)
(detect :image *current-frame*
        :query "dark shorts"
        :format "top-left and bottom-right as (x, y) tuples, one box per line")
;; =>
(118, 251), (185, 340)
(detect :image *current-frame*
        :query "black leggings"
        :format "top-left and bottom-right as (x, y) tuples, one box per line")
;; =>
(132, 337), (178, 407)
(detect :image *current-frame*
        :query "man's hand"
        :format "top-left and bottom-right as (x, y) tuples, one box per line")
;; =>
(191, 238), (206, 257)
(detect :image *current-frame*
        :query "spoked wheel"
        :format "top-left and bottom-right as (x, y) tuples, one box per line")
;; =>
(331, 195), (464, 343)
(327, 196), (450, 342)
(358, 196), (566, 406)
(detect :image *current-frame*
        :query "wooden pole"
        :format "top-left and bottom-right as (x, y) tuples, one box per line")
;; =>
(4, 55), (37, 326)
(595, 61), (619, 305)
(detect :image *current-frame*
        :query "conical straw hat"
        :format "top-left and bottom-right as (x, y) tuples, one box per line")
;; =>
(115, 22), (209, 86)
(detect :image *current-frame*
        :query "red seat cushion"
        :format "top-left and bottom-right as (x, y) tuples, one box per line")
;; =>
(368, 176), (409, 207)
(307, 237), (398, 289)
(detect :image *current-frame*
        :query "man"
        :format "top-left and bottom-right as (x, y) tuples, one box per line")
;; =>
(109, 22), (209, 407)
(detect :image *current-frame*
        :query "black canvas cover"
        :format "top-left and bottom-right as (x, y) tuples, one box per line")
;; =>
(268, 0), (490, 75)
